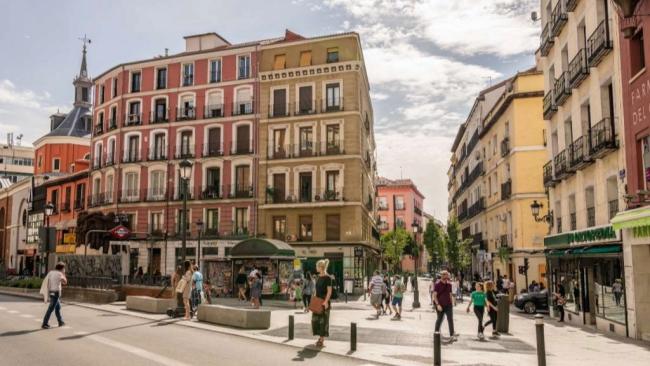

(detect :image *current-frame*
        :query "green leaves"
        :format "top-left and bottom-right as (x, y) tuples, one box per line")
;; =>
(423, 220), (445, 271)
(380, 228), (411, 272)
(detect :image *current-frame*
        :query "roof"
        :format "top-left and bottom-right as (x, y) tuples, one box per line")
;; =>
(43, 106), (91, 138)
(230, 238), (295, 258)
(376, 176), (425, 198)
(0, 178), (13, 189)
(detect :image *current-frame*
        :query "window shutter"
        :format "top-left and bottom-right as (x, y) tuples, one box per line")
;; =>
(326, 214), (340, 241)
(299, 51), (312, 67)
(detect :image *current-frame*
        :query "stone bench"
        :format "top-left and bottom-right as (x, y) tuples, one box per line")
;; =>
(126, 296), (176, 314)
(197, 304), (271, 329)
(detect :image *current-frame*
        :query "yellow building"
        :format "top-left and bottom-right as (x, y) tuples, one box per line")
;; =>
(448, 69), (547, 294)
(256, 31), (378, 289)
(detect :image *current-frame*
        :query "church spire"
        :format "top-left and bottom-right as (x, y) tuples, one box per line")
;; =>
(73, 35), (92, 108)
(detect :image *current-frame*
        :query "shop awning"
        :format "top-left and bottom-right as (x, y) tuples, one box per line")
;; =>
(611, 205), (650, 230)
(230, 238), (295, 259)
(547, 245), (622, 257)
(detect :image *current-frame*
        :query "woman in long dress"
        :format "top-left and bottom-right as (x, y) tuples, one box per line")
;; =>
(311, 259), (333, 347)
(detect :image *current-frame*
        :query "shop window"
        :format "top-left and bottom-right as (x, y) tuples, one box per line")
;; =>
(594, 258), (626, 323)
(630, 29), (645, 76)
(641, 136), (650, 190)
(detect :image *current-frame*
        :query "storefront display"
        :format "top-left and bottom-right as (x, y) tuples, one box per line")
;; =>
(229, 238), (295, 296)
(205, 261), (232, 297)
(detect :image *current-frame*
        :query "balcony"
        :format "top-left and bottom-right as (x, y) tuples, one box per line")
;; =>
(94, 124), (103, 136)
(296, 100), (317, 116)
(550, 0), (568, 37)
(568, 136), (591, 171)
(568, 48), (589, 89)
(540, 22), (554, 57)
(543, 160), (555, 187)
(230, 142), (254, 155)
(590, 117), (617, 158)
(499, 234), (511, 249)
(230, 185), (254, 199)
(414, 206), (423, 216)
(500, 137), (510, 157)
(201, 143), (224, 158)
(148, 150), (168, 162)
(145, 188), (167, 202)
(543, 90), (557, 120)
(88, 194), (107, 208)
(268, 104), (290, 118)
(457, 209), (468, 222)
(204, 104), (225, 119)
(587, 206), (596, 227)
(609, 199), (619, 220)
(587, 20), (613, 67)
(121, 150), (141, 164)
(149, 110), (169, 124)
(554, 72), (571, 106)
(321, 97), (344, 113)
(119, 189), (141, 203)
(125, 113), (142, 127)
(553, 149), (570, 180)
(467, 197), (486, 219)
(267, 141), (344, 160)
(108, 119), (118, 131)
(174, 145), (195, 159)
(232, 101), (254, 116)
(501, 180), (512, 201)
(466, 130), (480, 159)
(570, 212), (577, 231)
(176, 107), (196, 121)
(566, 0), (579, 12)
(200, 186), (224, 200)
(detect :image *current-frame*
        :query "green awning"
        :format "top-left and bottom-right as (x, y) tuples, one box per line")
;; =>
(230, 238), (295, 258)
(611, 206), (650, 230)
(580, 245), (622, 255)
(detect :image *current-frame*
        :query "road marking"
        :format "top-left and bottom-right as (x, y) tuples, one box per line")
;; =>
(87, 334), (191, 366)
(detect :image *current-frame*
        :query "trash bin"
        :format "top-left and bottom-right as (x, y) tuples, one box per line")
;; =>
(497, 293), (510, 333)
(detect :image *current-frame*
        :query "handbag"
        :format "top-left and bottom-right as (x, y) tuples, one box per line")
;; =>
(176, 277), (187, 294)
(309, 296), (325, 314)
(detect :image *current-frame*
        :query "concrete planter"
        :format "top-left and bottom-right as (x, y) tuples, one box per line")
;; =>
(126, 296), (176, 314)
(197, 304), (271, 329)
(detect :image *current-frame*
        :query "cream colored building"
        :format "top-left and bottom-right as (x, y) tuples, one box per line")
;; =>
(257, 32), (378, 288)
(538, 0), (627, 336)
(0, 144), (34, 184)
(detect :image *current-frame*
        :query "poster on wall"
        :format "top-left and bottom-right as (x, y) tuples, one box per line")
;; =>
(205, 261), (232, 297)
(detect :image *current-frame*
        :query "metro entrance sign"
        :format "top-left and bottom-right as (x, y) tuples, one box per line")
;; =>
(110, 225), (131, 240)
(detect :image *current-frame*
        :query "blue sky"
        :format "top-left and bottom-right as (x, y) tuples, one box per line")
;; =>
(0, 0), (538, 221)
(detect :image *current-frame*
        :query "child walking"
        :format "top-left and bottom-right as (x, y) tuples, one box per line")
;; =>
(466, 282), (486, 340)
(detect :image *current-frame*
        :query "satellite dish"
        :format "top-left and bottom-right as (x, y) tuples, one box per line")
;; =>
(531, 11), (539, 22)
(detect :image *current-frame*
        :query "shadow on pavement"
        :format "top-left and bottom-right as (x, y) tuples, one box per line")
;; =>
(57, 319), (168, 341)
(292, 346), (322, 361)
(0, 328), (44, 337)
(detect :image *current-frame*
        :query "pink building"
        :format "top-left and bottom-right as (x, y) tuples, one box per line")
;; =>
(376, 177), (426, 272)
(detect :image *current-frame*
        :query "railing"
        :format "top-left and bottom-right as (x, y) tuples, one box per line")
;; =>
(501, 180), (512, 201)
(149, 110), (169, 124)
(230, 142), (254, 155)
(467, 197), (485, 219)
(568, 136), (588, 169)
(230, 185), (254, 199)
(554, 72), (571, 105)
(570, 212), (577, 231)
(378, 203), (388, 211)
(295, 100), (317, 115)
(121, 150), (141, 163)
(105, 155), (115, 167)
(551, 0), (568, 37)
(500, 234), (510, 248)
(172, 186), (194, 201)
(590, 118), (617, 156)
(540, 22), (554, 56)
(125, 113), (142, 126)
(566, 0), (579, 12)
(201, 143), (224, 158)
(200, 186), (224, 200)
(176, 107), (196, 121)
(108, 119), (118, 131)
(61, 201), (71, 212)
(321, 97), (344, 113)
(543, 90), (556, 119)
(182, 75), (193, 87)
(414, 206), (422, 216)
(232, 101), (254, 116)
(148, 150), (168, 161)
(543, 160), (554, 186)
(67, 276), (117, 290)
(587, 206), (596, 227)
(609, 199), (619, 219)
(500, 137), (510, 157)
(568, 48), (589, 88)
(457, 209), (468, 222)
(269, 104), (290, 118)
(92, 158), (102, 170)
(74, 199), (85, 210)
(174, 145), (195, 159)
(205, 104), (225, 119)
(88, 193), (108, 208)
(265, 187), (342, 204)
(145, 188), (167, 202)
(119, 189), (141, 203)
(94, 124), (103, 136)
(466, 130), (480, 159)
(587, 20), (613, 67)
(554, 149), (569, 178)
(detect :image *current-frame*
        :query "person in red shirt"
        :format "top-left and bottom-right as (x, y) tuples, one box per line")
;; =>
(433, 270), (457, 340)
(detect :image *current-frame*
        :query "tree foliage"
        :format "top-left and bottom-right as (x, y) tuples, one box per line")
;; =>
(445, 217), (472, 274)
(380, 228), (411, 272)
(423, 220), (446, 271)
(76, 211), (118, 252)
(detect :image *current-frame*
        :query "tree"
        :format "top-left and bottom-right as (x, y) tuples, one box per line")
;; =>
(423, 220), (446, 271)
(380, 228), (411, 272)
(445, 217), (472, 274)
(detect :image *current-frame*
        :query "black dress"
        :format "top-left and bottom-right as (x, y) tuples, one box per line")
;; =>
(311, 275), (332, 337)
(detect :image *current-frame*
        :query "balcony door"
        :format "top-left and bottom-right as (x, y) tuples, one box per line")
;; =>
(128, 135), (139, 161)
(151, 170), (165, 199)
(326, 124), (340, 153)
(153, 133), (165, 160)
(299, 127), (313, 156)
(273, 173), (285, 202)
(325, 83), (341, 110)
(299, 172), (312, 202)
(273, 89), (286, 116)
(273, 129), (286, 158)
(207, 127), (221, 156)
(236, 125), (250, 153)
(235, 165), (250, 196)
(206, 167), (220, 198)
(155, 99), (167, 121)
(180, 131), (192, 157)
(298, 86), (312, 113)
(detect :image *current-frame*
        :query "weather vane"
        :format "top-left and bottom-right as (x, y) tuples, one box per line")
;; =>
(78, 34), (91, 49)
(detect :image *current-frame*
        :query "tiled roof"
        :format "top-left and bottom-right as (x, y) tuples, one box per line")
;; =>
(43, 106), (91, 138)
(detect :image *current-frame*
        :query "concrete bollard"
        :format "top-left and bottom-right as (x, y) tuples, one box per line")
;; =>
(535, 314), (546, 366)
(433, 331), (441, 366)
(289, 315), (294, 340)
(351, 322), (357, 352)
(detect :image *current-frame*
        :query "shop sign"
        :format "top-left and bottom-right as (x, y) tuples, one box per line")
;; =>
(110, 225), (131, 240)
(293, 258), (302, 270)
(632, 225), (650, 238)
(55, 244), (76, 254)
(544, 225), (619, 247)
(63, 233), (76, 245)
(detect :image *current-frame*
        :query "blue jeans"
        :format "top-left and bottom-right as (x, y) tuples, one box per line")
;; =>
(42, 291), (63, 326)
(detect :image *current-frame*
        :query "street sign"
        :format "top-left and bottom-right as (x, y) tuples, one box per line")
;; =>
(110, 225), (131, 240)
(63, 233), (76, 244)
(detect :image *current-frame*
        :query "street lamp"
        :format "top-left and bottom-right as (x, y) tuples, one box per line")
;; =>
(530, 200), (553, 225)
(196, 219), (204, 272)
(411, 222), (421, 309)
(43, 202), (55, 275)
(179, 159), (193, 263)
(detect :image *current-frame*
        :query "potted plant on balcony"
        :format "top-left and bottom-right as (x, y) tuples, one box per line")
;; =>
(266, 186), (275, 201)
(324, 190), (338, 201)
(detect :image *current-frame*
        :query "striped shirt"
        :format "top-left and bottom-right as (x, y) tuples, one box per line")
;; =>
(370, 275), (385, 295)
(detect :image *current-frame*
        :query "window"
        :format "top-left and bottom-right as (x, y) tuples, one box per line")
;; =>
(209, 59), (221, 83)
(272, 88), (287, 117)
(206, 127), (222, 156)
(299, 127), (313, 156)
(235, 165), (250, 197)
(126, 135), (140, 162)
(235, 207), (248, 234)
(182, 64), (194, 86)
(131, 72), (141, 92)
(154, 99), (167, 122)
(238, 55), (250, 79)
(75, 183), (86, 209)
(108, 139), (116, 164)
(326, 48), (339, 63)
(298, 86), (313, 114)
(273, 54), (286, 70)
(378, 196), (388, 210)
(180, 131), (193, 158)
(206, 208), (218, 234)
(176, 209), (190, 233)
(299, 215), (313, 241)
(38, 155), (42, 168)
(299, 51), (312, 67)
(325, 83), (341, 111)
(235, 88), (253, 115)
(106, 175), (114, 202)
(128, 101), (141, 125)
(206, 92), (224, 117)
(81, 87), (89, 102)
(150, 212), (163, 233)
(65, 186), (71, 210)
(273, 216), (287, 240)
(205, 167), (221, 198)
(325, 170), (339, 198)
(124, 172), (138, 200)
(112, 77), (118, 97)
(396, 216), (405, 229)
(156, 68), (167, 89)
(110, 106), (117, 127)
(150, 170), (165, 199)
(21, 209), (27, 227)
(53, 158), (60, 172)
(51, 189), (59, 213)
(299, 172), (312, 202)
(99, 85), (105, 104)
(235, 124), (251, 153)
(326, 214), (341, 241)
(273, 128), (287, 158)
(179, 95), (195, 119)
(631, 29), (646, 76)
(395, 196), (405, 210)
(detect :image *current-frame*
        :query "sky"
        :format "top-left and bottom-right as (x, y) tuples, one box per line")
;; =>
(0, 0), (538, 222)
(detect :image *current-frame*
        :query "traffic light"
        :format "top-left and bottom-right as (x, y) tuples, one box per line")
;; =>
(518, 265), (525, 275)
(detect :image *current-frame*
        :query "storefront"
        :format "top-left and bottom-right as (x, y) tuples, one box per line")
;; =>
(611, 207), (650, 342)
(544, 225), (627, 337)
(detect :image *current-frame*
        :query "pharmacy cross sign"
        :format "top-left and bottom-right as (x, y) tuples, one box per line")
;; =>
(110, 225), (131, 240)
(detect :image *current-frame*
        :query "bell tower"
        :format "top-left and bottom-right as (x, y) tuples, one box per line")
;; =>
(73, 35), (92, 108)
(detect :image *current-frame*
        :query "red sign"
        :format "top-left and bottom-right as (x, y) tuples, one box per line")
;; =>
(110, 225), (131, 240)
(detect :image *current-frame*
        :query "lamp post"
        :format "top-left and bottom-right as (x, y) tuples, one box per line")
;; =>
(411, 222), (421, 309)
(196, 219), (204, 272)
(43, 203), (54, 275)
(179, 159), (193, 263)
(530, 200), (553, 227)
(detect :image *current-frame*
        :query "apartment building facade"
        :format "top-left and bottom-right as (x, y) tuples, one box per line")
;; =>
(376, 177), (425, 272)
(538, 0), (627, 336)
(256, 31), (379, 288)
(0, 143), (34, 183)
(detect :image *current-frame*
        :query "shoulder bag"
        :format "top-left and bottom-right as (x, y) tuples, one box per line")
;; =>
(309, 296), (325, 314)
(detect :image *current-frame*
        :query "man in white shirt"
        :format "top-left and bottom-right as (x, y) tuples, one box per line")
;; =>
(41, 262), (67, 329)
(368, 270), (385, 319)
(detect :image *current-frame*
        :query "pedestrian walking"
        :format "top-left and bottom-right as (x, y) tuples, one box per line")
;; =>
(383, 274), (392, 315)
(311, 259), (333, 348)
(483, 280), (499, 336)
(236, 267), (248, 302)
(433, 270), (457, 340)
(191, 265), (203, 314)
(612, 279), (623, 306)
(368, 270), (385, 319)
(391, 275), (406, 320)
(302, 273), (314, 313)
(178, 260), (193, 320)
(554, 283), (566, 322)
(40, 262), (67, 329)
(466, 282), (486, 340)
(250, 273), (262, 309)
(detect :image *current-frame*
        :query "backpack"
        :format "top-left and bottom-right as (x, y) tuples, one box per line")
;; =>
(330, 277), (339, 300)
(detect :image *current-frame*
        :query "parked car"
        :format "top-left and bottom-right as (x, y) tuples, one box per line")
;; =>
(514, 290), (549, 314)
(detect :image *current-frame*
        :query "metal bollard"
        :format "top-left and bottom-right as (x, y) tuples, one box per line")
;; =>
(535, 314), (546, 366)
(351, 322), (357, 352)
(289, 315), (294, 340)
(433, 331), (441, 366)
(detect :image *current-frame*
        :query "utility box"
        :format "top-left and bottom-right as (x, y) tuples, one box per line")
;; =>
(497, 294), (510, 333)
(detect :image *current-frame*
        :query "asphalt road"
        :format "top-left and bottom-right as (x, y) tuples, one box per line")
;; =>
(0, 294), (370, 366)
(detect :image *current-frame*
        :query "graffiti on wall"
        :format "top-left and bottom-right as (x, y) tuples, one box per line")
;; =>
(57, 255), (122, 278)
